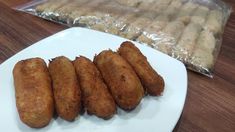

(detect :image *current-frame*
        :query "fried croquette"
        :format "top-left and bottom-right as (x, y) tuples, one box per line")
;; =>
(94, 50), (144, 110)
(73, 56), (116, 119)
(49, 56), (81, 121)
(13, 58), (54, 128)
(118, 41), (165, 96)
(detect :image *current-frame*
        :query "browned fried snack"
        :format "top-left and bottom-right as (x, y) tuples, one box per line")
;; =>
(118, 41), (165, 96)
(73, 56), (116, 119)
(13, 58), (54, 128)
(94, 50), (144, 110)
(48, 56), (81, 121)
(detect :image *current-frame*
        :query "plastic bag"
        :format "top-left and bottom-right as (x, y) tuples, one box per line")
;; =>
(14, 0), (232, 77)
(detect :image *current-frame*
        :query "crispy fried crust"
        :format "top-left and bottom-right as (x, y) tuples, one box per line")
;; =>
(73, 56), (116, 119)
(13, 58), (54, 128)
(49, 56), (81, 121)
(118, 41), (165, 96)
(94, 50), (144, 110)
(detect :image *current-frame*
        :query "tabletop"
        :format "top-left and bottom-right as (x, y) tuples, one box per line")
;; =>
(0, 0), (234, 131)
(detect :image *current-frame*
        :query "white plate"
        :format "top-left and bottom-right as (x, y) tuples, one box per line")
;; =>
(0, 27), (187, 132)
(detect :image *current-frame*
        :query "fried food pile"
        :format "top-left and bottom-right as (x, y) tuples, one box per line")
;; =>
(13, 41), (164, 128)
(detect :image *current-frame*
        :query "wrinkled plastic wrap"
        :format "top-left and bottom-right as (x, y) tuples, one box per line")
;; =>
(15, 0), (232, 77)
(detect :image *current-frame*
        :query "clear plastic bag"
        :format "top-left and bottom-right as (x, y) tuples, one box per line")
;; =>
(14, 0), (232, 77)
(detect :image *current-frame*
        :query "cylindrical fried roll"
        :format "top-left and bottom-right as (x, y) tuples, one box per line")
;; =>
(94, 50), (144, 110)
(13, 58), (54, 128)
(191, 6), (209, 26)
(118, 41), (165, 96)
(204, 10), (223, 35)
(49, 56), (81, 121)
(73, 56), (116, 119)
(173, 23), (202, 61)
(176, 2), (198, 24)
